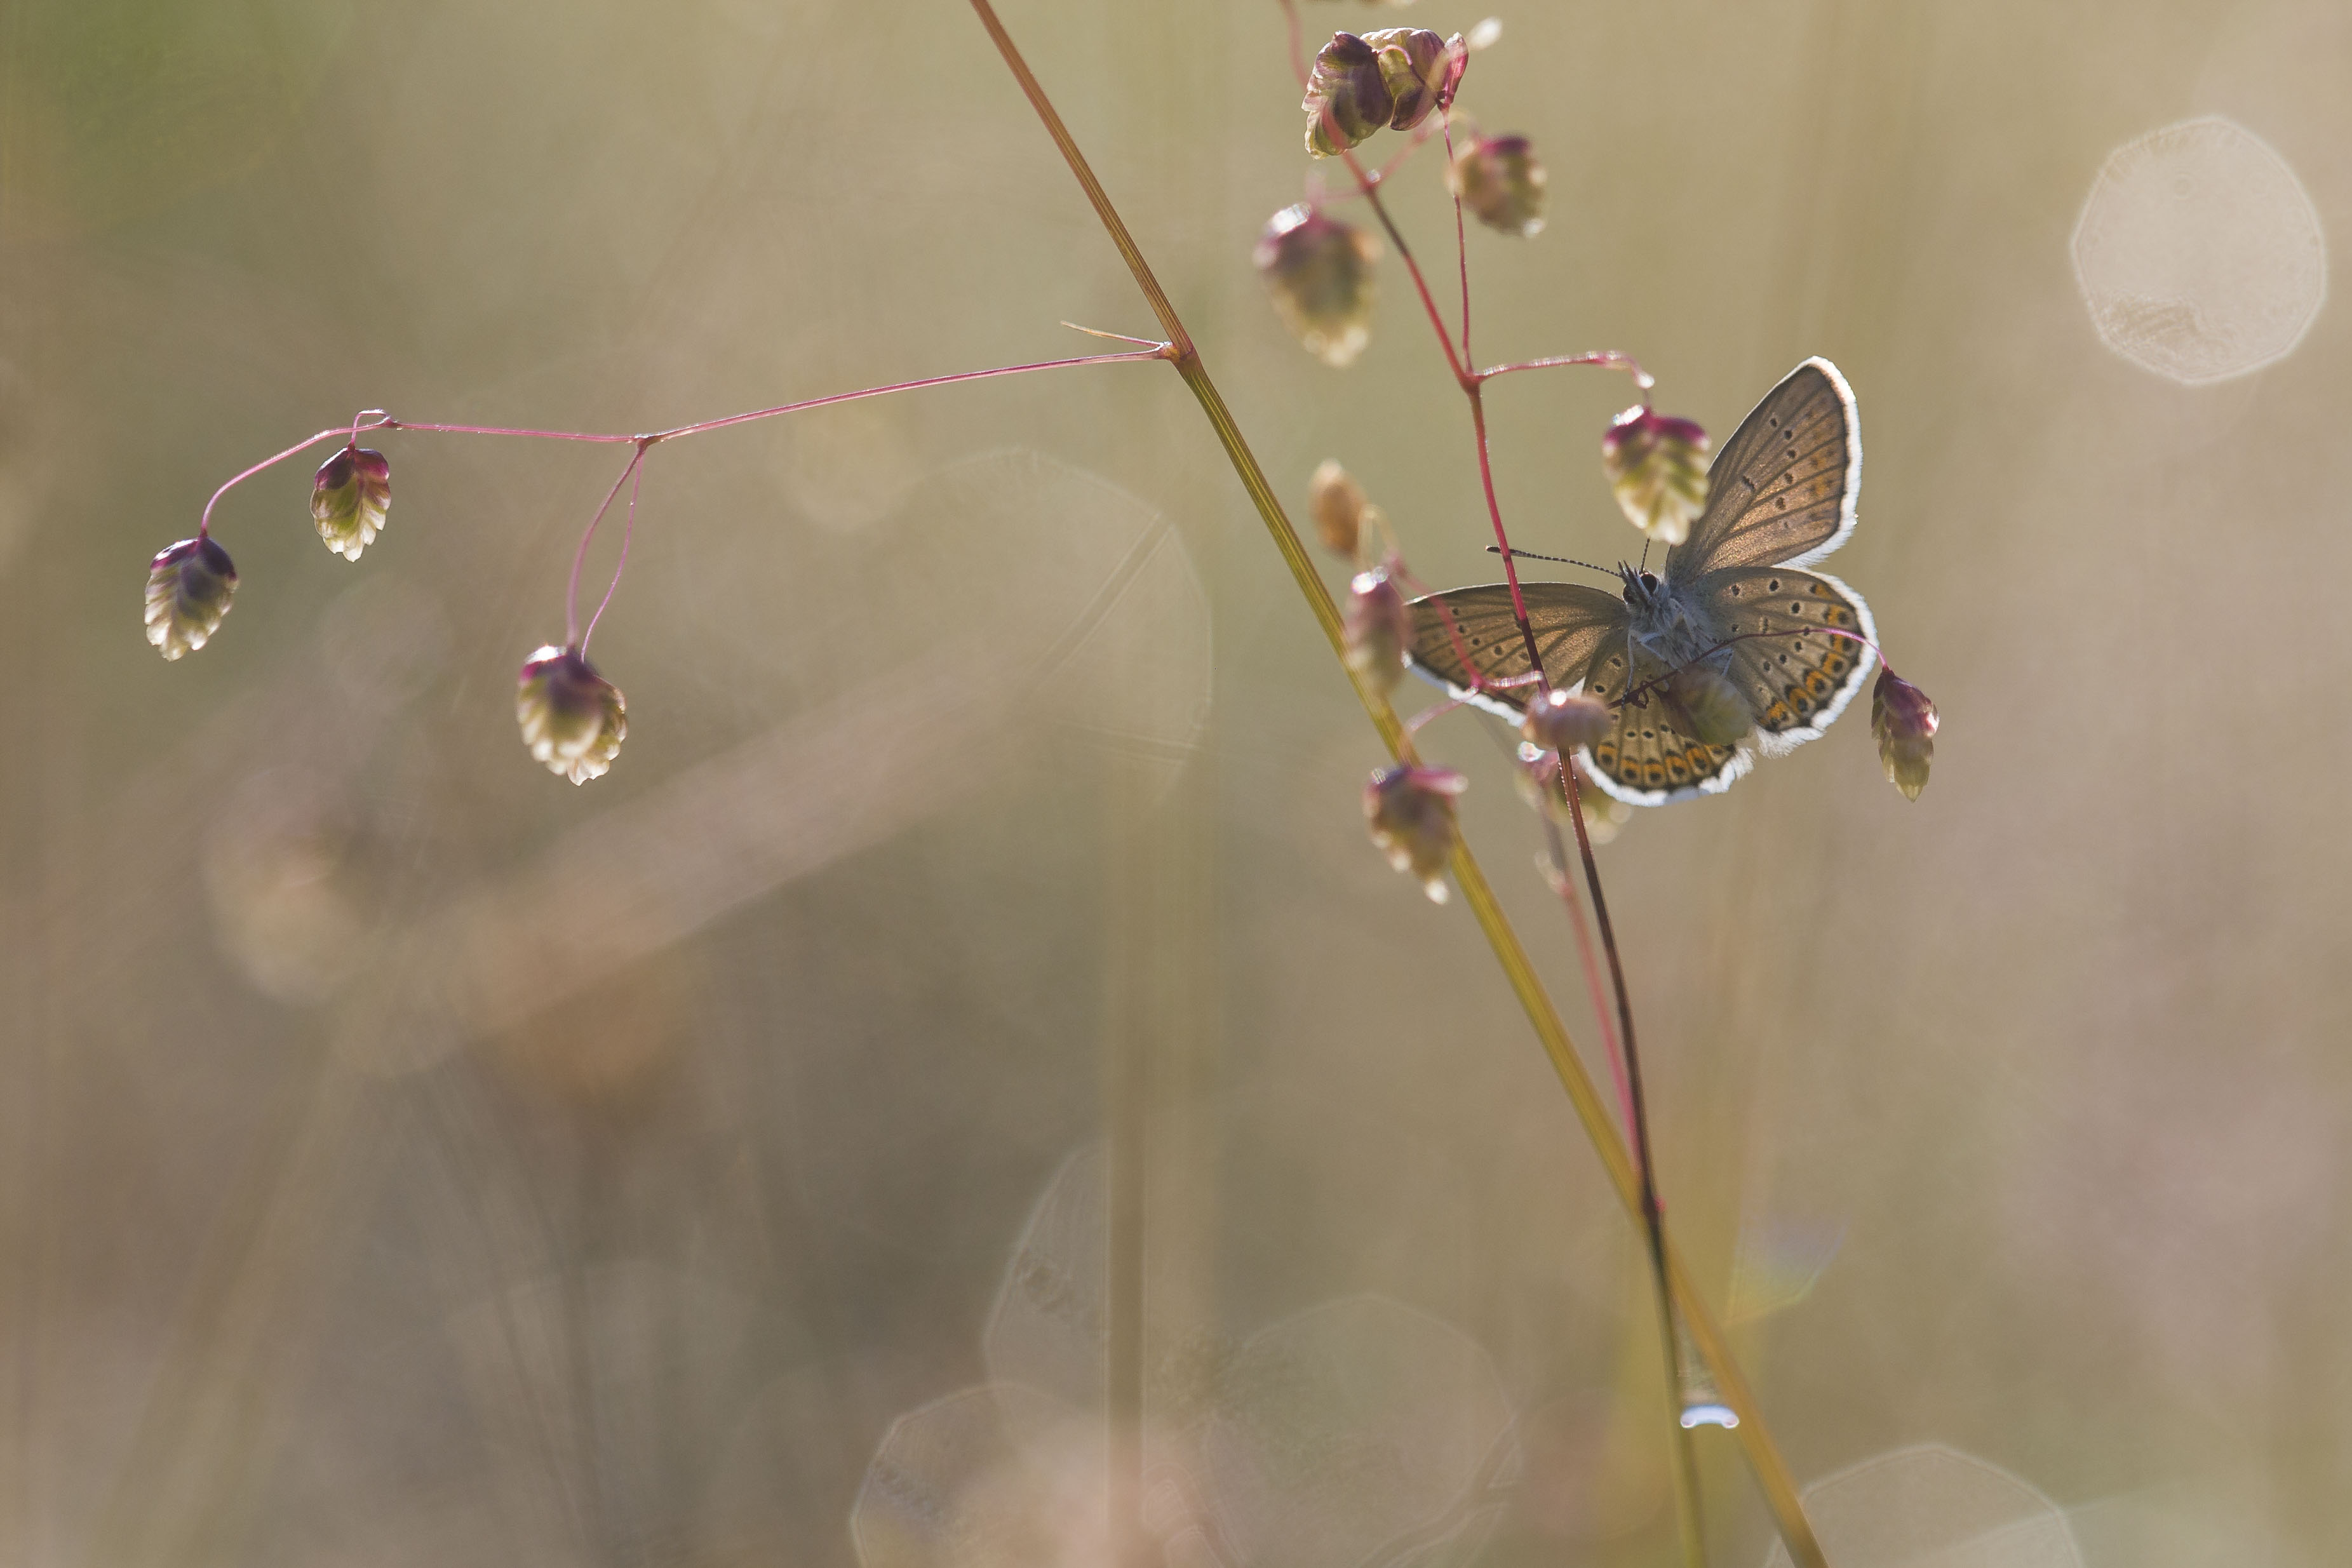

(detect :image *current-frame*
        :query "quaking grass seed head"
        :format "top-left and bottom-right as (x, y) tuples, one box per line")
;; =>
(1341, 564), (1411, 695)
(1521, 688), (1609, 753)
(1449, 133), (1547, 237)
(1601, 405), (1711, 545)
(516, 645), (628, 784)
(1302, 32), (1393, 157)
(1362, 27), (1452, 131)
(1871, 669), (1938, 800)
(1254, 204), (1381, 366)
(144, 537), (239, 660)
(1308, 459), (1370, 558)
(1364, 763), (1467, 902)
(311, 446), (392, 562)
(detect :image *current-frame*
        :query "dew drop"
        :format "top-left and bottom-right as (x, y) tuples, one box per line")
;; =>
(1674, 1317), (1740, 1429)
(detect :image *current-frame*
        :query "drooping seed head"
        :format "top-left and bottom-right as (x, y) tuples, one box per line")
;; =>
(1303, 32), (1394, 157)
(311, 446), (393, 562)
(1449, 133), (1547, 237)
(1309, 460), (1369, 558)
(1871, 669), (1938, 800)
(1364, 763), (1468, 902)
(516, 645), (628, 784)
(1254, 204), (1381, 367)
(1665, 662), (1752, 747)
(1601, 405), (1711, 545)
(1362, 27), (1453, 130)
(144, 537), (239, 660)
(1521, 688), (1611, 753)
(1342, 565), (1411, 695)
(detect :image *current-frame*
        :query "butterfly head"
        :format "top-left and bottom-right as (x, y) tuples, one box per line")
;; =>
(1618, 563), (1664, 612)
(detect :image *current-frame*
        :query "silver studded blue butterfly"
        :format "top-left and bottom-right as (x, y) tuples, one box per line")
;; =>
(1407, 358), (1878, 805)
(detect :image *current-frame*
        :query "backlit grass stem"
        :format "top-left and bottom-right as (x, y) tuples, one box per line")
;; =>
(965, 3), (1829, 1564)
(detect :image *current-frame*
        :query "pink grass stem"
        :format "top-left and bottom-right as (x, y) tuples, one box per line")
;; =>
(197, 348), (1162, 573)
(564, 448), (645, 650)
(1538, 808), (1637, 1140)
(1442, 114), (1472, 363)
(384, 420), (638, 445)
(380, 350), (1170, 450)
(1465, 388), (1536, 636)
(1352, 170), (1468, 383)
(640, 348), (1169, 443)
(550, 351), (1162, 650)
(1371, 114), (1446, 185)
(582, 450), (645, 654)
(1475, 350), (1653, 393)
(196, 421), (389, 537)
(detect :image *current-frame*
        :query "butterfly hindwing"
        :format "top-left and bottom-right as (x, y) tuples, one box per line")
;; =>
(1577, 628), (1748, 804)
(1406, 582), (1623, 720)
(1693, 565), (1878, 756)
(1667, 358), (1859, 576)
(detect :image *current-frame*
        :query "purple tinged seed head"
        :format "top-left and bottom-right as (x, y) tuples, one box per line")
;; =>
(144, 536), (239, 660)
(516, 644), (628, 784)
(1364, 763), (1468, 902)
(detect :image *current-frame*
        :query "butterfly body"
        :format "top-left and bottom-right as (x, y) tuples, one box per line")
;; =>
(1407, 358), (1877, 806)
(1619, 566), (1722, 671)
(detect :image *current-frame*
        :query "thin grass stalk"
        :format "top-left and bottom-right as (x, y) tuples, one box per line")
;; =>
(1105, 758), (1153, 1568)
(1463, 361), (1707, 1560)
(1559, 744), (1709, 1567)
(1333, 29), (1701, 1556)
(1455, 208), (1706, 1565)
(960, 4), (1829, 1564)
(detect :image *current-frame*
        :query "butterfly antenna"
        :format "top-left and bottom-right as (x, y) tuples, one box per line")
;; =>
(1638, 537), (1653, 572)
(1484, 545), (1615, 582)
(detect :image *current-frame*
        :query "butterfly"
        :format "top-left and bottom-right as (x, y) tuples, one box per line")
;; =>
(1406, 358), (1876, 805)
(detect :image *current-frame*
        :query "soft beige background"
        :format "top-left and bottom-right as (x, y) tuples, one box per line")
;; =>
(3, 1), (2347, 1565)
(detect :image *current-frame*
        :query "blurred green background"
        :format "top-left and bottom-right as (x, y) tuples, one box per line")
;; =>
(3, 1), (2348, 1565)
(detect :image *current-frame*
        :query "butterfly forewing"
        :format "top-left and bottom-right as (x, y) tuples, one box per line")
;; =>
(1667, 358), (1859, 576)
(1695, 565), (1878, 754)
(1579, 629), (1747, 803)
(1405, 582), (1623, 720)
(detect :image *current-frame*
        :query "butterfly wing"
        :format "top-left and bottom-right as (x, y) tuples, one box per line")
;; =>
(1666, 358), (1860, 577)
(1690, 564), (1878, 756)
(1406, 581), (1625, 720)
(1577, 627), (1751, 803)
